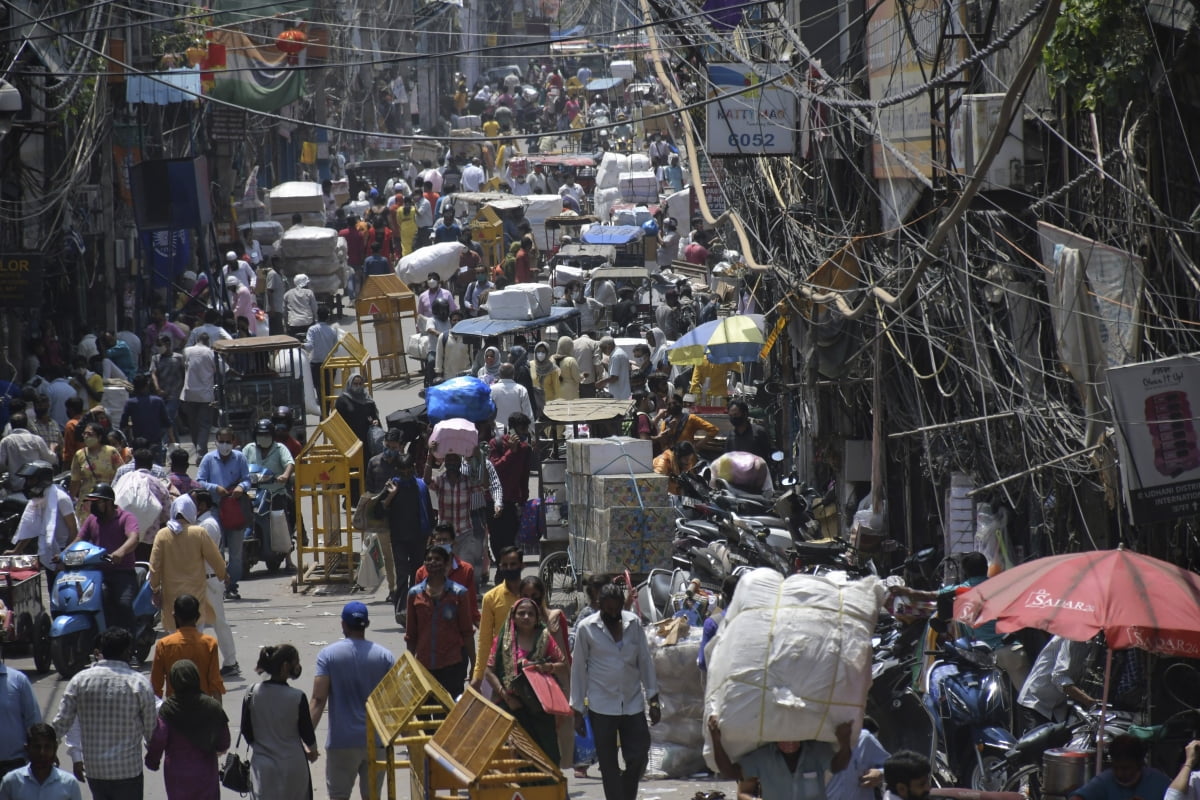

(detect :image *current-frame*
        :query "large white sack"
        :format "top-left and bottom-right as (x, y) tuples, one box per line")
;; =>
(277, 255), (342, 277)
(395, 242), (466, 285)
(594, 187), (621, 223)
(619, 171), (660, 204)
(486, 287), (536, 320)
(523, 194), (567, 249)
(596, 153), (632, 190)
(703, 569), (884, 767)
(664, 189), (690, 227)
(306, 271), (347, 295)
(276, 225), (339, 259)
(507, 283), (553, 317)
(629, 153), (652, 172)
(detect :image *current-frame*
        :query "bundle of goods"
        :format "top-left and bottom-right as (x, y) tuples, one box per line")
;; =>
(425, 376), (496, 423)
(646, 624), (707, 779)
(395, 242), (466, 286)
(485, 283), (554, 320)
(703, 569), (884, 768)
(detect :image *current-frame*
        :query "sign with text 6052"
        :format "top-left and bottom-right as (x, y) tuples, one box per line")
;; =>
(0, 254), (42, 308)
(706, 63), (796, 156)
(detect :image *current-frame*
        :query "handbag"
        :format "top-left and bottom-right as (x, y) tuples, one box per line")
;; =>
(522, 665), (572, 716)
(219, 494), (247, 530)
(221, 689), (254, 793)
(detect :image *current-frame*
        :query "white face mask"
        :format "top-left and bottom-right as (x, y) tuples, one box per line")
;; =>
(256, 436), (273, 449)
(217, 442), (234, 457)
(428, 279), (439, 288)
(536, 352), (547, 362)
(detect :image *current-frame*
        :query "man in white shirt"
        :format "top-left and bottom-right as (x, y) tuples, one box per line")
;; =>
(527, 166), (548, 194)
(559, 174), (585, 205)
(187, 309), (234, 347)
(489, 364), (533, 433)
(193, 489), (239, 673)
(1016, 635), (1097, 729)
(596, 337), (631, 400)
(221, 251), (256, 291)
(573, 334), (604, 398)
(461, 157), (486, 193)
(10, 460), (76, 586)
(571, 584), (659, 800)
(180, 333), (217, 460)
(0, 414), (54, 475)
(46, 371), (77, 428)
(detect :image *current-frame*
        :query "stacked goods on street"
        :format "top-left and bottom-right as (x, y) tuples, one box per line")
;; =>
(646, 623), (707, 779)
(485, 283), (554, 320)
(274, 225), (350, 296)
(703, 569), (885, 768)
(566, 438), (673, 574)
(395, 242), (466, 285)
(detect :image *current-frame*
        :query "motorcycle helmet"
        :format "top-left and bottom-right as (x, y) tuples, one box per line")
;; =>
(86, 483), (116, 502)
(254, 418), (275, 436)
(271, 405), (295, 428)
(16, 460), (54, 497)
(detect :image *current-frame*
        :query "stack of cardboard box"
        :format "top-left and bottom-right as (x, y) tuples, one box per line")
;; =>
(566, 438), (675, 574)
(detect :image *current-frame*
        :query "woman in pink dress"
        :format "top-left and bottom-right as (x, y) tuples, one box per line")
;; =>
(145, 659), (231, 800)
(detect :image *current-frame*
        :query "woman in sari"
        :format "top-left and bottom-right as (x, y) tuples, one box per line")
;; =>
(484, 597), (568, 763)
(520, 576), (575, 770)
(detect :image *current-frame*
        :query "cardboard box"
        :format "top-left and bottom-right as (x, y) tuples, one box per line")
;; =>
(567, 437), (654, 476)
(568, 472), (669, 509)
(587, 506), (676, 542)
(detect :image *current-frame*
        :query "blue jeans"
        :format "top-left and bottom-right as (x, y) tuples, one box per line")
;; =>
(88, 774), (143, 800)
(163, 395), (182, 438)
(222, 526), (245, 591)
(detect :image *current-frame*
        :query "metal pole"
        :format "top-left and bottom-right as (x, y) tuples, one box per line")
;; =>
(1096, 646), (1113, 773)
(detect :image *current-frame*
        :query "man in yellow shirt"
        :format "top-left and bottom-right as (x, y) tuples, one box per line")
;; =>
(471, 546), (523, 689)
(652, 395), (719, 454)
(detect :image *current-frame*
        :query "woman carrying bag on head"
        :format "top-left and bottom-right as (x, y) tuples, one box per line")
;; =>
(484, 597), (570, 764)
(242, 644), (319, 800)
(145, 659), (232, 800)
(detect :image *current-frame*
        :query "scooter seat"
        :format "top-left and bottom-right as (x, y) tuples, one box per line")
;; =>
(713, 479), (770, 503)
(793, 539), (845, 555)
(680, 520), (722, 539)
(743, 515), (789, 529)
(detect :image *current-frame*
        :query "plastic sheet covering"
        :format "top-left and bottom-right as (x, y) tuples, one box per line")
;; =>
(646, 626), (707, 778)
(703, 569), (884, 767)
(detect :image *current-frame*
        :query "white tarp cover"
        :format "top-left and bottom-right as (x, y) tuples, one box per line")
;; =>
(703, 569), (884, 766)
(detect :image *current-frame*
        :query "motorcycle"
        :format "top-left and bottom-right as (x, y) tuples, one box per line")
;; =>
(0, 471), (28, 544)
(923, 638), (1017, 789)
(244, 464), (291, 574)
(49, 540), (158, 678)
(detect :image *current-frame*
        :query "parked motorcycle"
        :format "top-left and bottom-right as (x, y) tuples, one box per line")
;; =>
(924, 638), (1017, 789)
(49, 540), (158, 678)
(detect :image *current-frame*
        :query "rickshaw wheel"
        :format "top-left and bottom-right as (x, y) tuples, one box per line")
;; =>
(32, 614), (51, 673)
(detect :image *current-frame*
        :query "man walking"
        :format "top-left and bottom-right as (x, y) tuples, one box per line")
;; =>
(310, 602), (396, 800)
(0, 657), (40, 778)
(425, 450), (502, 595)
(180, 332), (216, 462)
(304, 308), (339, 408)
(120, 375), (175, 461)
(52, 628), (156, 800)
(571, 583), (660, 800)
(489, 364), (533, 430)
(193, 490), (238, 674)
(366, 437), (434, 605)
(197, 428), (250, 600)
(148, 495), (227, 638)
(0, 724), (81, 800)
(149, 594), (224, 698)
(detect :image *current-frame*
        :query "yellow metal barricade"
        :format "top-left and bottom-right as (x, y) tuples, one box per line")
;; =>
(292, 412), (363, 591)
(355, 275), (419, 384)
(366, 652), (457, 800)
(320, 332), (372, 416)
(423, 688), (565, 800)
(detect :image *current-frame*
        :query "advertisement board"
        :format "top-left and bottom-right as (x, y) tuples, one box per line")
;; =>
(705, 63), (796, 156)
(1107, 354), (1200, 524)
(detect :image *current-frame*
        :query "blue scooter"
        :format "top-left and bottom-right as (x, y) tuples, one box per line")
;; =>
(49, 540), (158, 678)
(923, 638), (1017, 790)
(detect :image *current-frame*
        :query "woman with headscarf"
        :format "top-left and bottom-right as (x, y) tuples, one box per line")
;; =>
(553, 336), (581, 401)
(520, 576), (575, 770)
(531, 341), (560, 410)
(149, 495), (227, 633)
(484, 597), (568, 763)
(647, 327), (670, 374)
(477, 346), (503, 385)
(333, 372), (380, 449)
(508, 344), (537, 416)
(145, 659), (231, 800)
(243, 644), (318, 800)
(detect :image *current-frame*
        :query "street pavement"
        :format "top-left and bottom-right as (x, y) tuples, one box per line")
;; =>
(15, 311), (728, 800)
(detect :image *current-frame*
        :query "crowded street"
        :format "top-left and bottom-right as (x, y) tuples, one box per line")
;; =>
(6, 1), (1200, 800)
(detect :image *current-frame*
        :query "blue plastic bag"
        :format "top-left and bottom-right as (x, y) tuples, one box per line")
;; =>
(425, 376), (496, 423)
(574, 715), (596, 766)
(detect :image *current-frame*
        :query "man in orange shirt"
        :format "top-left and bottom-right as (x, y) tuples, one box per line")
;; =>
(150, 594), (224, 698)
(652, 395), (719, 454)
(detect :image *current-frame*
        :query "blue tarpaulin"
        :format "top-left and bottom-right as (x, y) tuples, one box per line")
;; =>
(451, 307), (580, 338)
(580, 225), (643, 245)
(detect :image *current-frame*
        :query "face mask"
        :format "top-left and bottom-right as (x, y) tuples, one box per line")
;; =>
(383, 449), (400, 462)
(496, 567), (522, 581)
(217, 442), (234, 457)
(91, 503), (108, 518)
(26, 484), (46, 498)
(84, 435), (99, 446)
(536, 352), (547, 362)
(428, 279), (439, 288)
(256, 436), (273, 449)
(437, 542), (454, 555)
(477, 275), (487, 284)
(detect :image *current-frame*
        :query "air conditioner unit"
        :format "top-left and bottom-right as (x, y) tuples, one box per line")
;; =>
(949, 93), (1024, 189)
